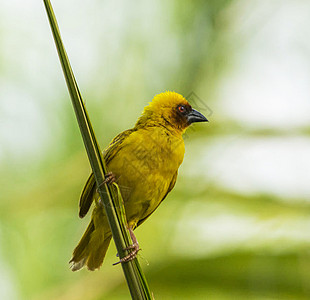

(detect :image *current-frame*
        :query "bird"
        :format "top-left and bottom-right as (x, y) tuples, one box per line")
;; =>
(70, 91), (208, 271)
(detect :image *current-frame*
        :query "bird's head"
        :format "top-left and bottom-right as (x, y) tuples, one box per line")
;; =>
(136, 91), (208, 134)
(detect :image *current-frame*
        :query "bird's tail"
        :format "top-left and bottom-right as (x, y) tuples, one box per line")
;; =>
(70, 216), (112, 271)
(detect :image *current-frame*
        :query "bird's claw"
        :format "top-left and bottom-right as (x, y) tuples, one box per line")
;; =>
(124, 242), (139, 251)
(113, 242), (140, 265)
(103, 172), (116, 185)
(97, 172), (116, 196)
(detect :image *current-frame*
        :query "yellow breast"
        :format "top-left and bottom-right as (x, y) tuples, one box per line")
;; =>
(107, 127), (185, 225)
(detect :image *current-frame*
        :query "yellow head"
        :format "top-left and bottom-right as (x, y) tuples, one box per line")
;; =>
(135, 91), (208, 134)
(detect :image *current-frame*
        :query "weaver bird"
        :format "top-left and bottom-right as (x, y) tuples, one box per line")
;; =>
(70, 91), (208, 271)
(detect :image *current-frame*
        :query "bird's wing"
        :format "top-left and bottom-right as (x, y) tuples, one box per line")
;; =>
(79, 129), (135, 218)
(103, 129), (135, 165)
(79, 172), (96, 218)
(136, 171), (178, 227)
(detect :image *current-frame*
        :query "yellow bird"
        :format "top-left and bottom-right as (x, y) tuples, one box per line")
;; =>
(70, 91), (208, 271)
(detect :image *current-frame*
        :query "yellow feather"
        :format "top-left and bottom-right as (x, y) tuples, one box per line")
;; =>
(70, 92), (203, 271)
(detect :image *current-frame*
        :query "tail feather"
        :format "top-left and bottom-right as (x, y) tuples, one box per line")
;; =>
(71, 219), (95, 264)
(70, 216), (112, 271)
(87, 235), (112, 271)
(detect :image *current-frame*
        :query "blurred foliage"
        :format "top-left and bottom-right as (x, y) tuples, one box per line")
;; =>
(1, 0), (310, 299)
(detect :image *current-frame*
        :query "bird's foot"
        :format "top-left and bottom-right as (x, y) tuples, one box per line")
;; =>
(96, 172), (116, 197)
(113, 242), (140, 265)
(103, 172), (116, 185)
(113, 225), (140, 265)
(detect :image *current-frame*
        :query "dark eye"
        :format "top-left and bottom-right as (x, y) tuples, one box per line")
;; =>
(178, 105), (186, 114)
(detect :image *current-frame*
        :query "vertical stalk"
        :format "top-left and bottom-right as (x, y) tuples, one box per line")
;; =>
(43, 1), (152, 299)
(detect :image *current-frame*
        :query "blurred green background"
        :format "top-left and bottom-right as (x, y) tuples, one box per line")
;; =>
(1, 0), (310, 299)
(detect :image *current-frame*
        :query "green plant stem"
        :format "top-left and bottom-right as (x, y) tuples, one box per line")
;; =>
(43, 1), (152, 299)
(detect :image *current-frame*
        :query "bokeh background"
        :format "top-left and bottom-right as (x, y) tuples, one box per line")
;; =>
(1, 0), (310, 299)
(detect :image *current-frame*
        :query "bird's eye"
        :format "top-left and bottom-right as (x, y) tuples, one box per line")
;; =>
(178, 105), (186, 114)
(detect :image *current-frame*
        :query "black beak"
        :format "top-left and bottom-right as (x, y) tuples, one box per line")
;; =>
(187, 109), (208, 124)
